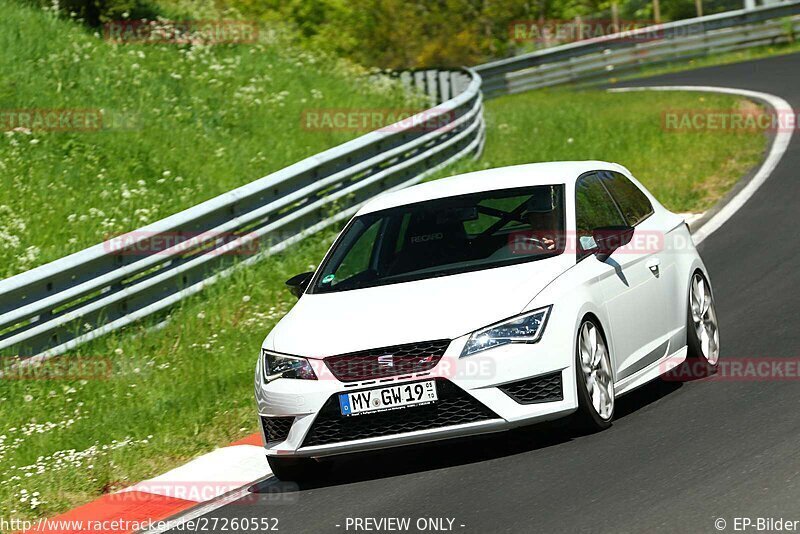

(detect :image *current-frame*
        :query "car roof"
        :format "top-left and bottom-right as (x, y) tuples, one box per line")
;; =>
(357, 161), (631, 215)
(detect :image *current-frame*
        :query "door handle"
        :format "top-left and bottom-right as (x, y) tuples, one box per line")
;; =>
(646, 258), (661, 277)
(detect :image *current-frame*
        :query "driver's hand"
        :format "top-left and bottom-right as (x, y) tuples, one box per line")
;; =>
(542, 237), (555, 250)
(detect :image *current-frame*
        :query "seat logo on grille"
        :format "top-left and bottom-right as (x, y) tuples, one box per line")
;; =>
(377, 354), (394, 368)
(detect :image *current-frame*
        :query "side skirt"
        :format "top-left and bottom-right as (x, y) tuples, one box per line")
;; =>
(614, 344), (687, 396)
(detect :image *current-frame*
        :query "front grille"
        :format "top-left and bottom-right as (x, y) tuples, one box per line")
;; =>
(499, 371), (563, 404)
(324, 340), (450, 382)
(261, 416), (294, 443)
(302, 379), (499, 447)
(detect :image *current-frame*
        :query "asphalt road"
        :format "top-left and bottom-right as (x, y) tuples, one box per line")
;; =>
(164, 53), (800, 534)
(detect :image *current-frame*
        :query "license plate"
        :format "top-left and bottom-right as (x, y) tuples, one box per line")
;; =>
(338, 380), (438, 416)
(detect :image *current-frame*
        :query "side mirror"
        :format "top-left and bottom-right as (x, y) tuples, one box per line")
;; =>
(285, 272), (313, 298)
(593, 225), (634, 262)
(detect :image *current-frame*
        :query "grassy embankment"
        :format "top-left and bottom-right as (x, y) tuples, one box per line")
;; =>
(0, 0), (417, 279)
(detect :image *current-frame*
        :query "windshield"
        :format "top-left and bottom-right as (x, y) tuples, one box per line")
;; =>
(311, 185), (566, 293)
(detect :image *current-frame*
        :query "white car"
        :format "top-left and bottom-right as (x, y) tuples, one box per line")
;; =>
(254, 161), (720, 481)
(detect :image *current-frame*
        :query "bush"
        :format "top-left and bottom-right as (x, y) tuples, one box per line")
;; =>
(29, 0), (160, 26)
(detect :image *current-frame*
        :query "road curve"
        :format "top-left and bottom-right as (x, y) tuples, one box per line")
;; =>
(162, 53), (800, 534)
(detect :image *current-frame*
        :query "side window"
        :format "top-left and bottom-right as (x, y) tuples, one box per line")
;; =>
(575, 173), (626, 254)
(599, 171), (654, 226)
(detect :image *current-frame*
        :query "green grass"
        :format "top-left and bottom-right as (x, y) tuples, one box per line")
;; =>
(0, 83), (766, 519)
(455, 88), (766, 212)
(0, 235), (332, 518)
(0, 0), (417, 279)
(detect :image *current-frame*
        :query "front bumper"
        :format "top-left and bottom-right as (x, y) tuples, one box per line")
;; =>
(255, 332), (578, 458)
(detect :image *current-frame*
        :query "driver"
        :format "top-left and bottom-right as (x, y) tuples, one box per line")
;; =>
(522, 192), (559, 251)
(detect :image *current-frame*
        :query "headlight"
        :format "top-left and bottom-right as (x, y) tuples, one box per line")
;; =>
(262, 349), (317, 382)
(461, 306), (552, 357)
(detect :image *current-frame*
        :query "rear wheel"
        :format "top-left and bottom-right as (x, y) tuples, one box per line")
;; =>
(687, 271), (720, 371)
(267, 455), (329, 483)
(573, 318), (614, 432)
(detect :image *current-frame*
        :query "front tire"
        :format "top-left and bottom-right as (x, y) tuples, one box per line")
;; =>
(573, 318), (615, 432)
(686, 271), (720, 372)
(267, 455), (329, 483)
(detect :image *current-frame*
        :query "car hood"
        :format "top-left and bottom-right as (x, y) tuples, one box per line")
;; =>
(269, 256), (572, 358)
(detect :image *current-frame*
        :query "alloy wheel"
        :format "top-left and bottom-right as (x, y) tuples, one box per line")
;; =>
(690, 273), (720, 366)
(578, 321), (614, 421)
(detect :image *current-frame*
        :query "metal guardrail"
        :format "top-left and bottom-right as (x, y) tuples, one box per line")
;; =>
(0, 68), (485, 360)
(475, 1), (800, 96)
